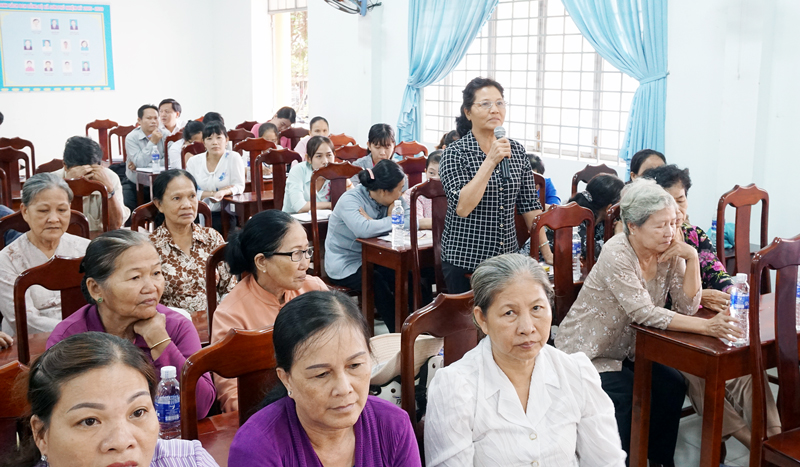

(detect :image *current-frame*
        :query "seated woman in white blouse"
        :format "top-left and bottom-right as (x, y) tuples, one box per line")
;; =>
(425, 253), (626, 466)
(185, 122), (245, 233)
(282, 135), (336, 214)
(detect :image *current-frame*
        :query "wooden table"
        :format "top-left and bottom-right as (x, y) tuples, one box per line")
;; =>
(197, 410), (238, 466)
(357, 236), (433, 332)
(630, 293), (794, 466)
(220, 191), (273, 239)
(0, 332), (49, 366)
(135, 168), (159, 205)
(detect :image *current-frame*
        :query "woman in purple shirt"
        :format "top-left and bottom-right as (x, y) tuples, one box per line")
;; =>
(5, 332), (218, 467)
(46, 230), (215, 419)
(228, 290), (420, 466)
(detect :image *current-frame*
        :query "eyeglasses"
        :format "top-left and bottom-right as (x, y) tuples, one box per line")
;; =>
(272, 247), (314, 262)
(473, 100), (508, 111)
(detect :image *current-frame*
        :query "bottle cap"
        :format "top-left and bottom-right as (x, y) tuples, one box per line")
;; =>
(735, 273), (747, 283)
(161, 366), (177, 379)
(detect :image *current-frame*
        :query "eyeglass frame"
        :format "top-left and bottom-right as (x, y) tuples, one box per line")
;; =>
(472, 100), (509, 111)
(271, 247), (314, 262)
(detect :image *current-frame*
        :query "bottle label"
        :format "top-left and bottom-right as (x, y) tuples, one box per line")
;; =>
(572, 241), (580, 256)
(731, 291), (749, 315)
(156, 395), (180, 423)
(392, 213), (402, 225)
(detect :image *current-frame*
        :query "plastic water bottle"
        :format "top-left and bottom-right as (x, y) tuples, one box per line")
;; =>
(245, 157), (251, 182)
(723, 273), (750, 347)
(795, 276), (800, 332)
(391, 200), (404, 249)
(156, 366), (181, 439)
(708, 219), (718, 247)
(572, 227), (581, 281)
(151, 150), (161, 173)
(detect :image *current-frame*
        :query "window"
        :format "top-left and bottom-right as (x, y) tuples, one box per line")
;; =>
(423, 0), (638, 163)
(269, 7), (309, 122)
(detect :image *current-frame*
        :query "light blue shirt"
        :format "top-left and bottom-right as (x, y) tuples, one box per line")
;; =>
(124, 126), (165, 183)
(282, 162), (331, 213)
(324, 185), (411, 280)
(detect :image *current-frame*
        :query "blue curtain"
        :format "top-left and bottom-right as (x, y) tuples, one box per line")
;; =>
(561, 0), (667, 177)
(396, 0), (499, 142)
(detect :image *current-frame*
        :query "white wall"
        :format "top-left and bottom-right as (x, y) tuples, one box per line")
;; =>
(0, 0), (262, 164)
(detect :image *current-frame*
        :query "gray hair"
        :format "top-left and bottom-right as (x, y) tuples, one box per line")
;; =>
(21, 172), (73, 206)
(80, 230), (153, 305)
(471, 253), (554, 315)
(620, 177), (678, 234)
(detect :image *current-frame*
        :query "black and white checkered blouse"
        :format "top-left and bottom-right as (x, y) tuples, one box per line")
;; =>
(439, 131), (542, 271)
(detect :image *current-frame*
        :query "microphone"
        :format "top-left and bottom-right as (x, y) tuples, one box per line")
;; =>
(494, 126), (511, 180)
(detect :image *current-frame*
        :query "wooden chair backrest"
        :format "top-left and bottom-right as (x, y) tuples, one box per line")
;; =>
(398, 156), (427, 187)
(395, 141), (429, 159)
(256, 149), (301, 212)
(329, 133), (356, 148)
(235, 121), (258, 132)
(570, 163), (617, 197)
(65, 177), (109, 232)
(84, 119), (118, 162)
(227, 129), (252, 149)
(400, 291), (479, 446)
(205, 243), (227, 337)
(0, 137), (35, 175)
(35, 159), (63, 175)
(335, 145), (368, 162)
(604, 203), (621, 242)
(747, 234), (800, 465)
(716, 183), (770, 292)
(180, 327), (277, 439)
(130, 200), (212, 233)
(409, 179), (447, 310)
(0, 210), (89, 249)
(0, 361), (30, 457)
(0, 168), (9, 207)
(280, 127), (310, 150)
(514, 173), (546, 249)
(529, 202), (595, 325)
(0, 147), (30, 195)
(181, 142), (206, 170)
(310, 162), (362, 279)
(233, 138), (276, 186)
(109, 125), (136, 162)
(163, 131), (184, 170)
(14, 256), (86, 364)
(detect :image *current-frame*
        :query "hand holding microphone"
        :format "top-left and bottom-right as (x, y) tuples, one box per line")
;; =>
(492, 126), (512, 180)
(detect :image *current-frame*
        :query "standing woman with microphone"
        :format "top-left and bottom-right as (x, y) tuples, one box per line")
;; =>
(439, 77), (551, 293)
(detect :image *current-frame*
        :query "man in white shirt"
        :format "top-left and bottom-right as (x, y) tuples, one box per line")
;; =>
(159, 98), (185, 137)
(123, 104), (163, 213)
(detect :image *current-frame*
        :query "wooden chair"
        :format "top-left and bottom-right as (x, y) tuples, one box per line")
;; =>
(280, 127), (309, 151)
(130, 200), (212, 233)
(65, 177), (109, 232)
(0, 137), (35, 177)
(14, 256), (86, 364)
(181, 327), (278, 439)
(0, 168), (10, 207)
(716, 183), (770, 294)
(0, 210), (89, 249)
(227, 129), (252, 149)
(205, 244), (228, 338)
(233, 138), (276, 187)
(109, 125), (136, 163)
(335, 145), (368, 163)
(570, 163), (618, 197)
(747, 234), (800, 466)
(235, 121), (258, 132)
(400, 291), (479, 450)
(395, 141), (429, 159)
(604, 202), (622, 242)
(255, 148), (301, 212)
(310, 162), (361, 281)
(529, 202), (595, 325)
(329, 133), (356, 148)
(0, 361), (29, 457)
(181, 141), (206, 170)
(0, 147), (30, 198)
(514, 173), (546, 249)
(85, 119), (118, 162)
(409, 179), (447, 311)
(398, 156), (427, 187)
(163, 130), (184, 170)
(35, 159), (63, 175)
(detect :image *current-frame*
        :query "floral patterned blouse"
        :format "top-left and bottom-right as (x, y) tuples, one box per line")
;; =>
(151, 223), (236, 314)
(682, 222), (733, 292)
(554, 233), (701, 373)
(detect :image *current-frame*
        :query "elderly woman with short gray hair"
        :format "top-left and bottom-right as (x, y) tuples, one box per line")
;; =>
(0, 173), (90, 337)
(555, 178), (741, 466)
(46, 229), (216, 419)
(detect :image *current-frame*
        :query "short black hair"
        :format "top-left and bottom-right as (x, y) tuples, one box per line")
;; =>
(202, 122), (227, 140)
(202, 112), (225, 126)
(258, 122), (278, 139)
(275, 106), (296, 124)
(527, 153), (545, 174)
(0, 111), (4, 126)
(63, 136), (103, 168)
(158, 98), (181, 114)
(183, 120), (204, 142)
(309, 116), (328, 130)
(629, 149), (666, 176)
(427, 150), (442, 170)
(137, 104), (158, 119)
(642, 164), (693, 194)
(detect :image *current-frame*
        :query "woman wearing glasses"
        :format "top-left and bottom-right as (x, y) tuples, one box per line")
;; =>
(439, 77), (549, 294)
(211, 210), (327, 413)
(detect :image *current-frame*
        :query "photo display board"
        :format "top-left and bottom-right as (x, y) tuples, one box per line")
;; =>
(0, 2), (114, 91)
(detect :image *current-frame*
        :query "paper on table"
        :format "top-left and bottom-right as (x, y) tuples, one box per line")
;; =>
(291, 209), (332, 222)
(377, 230), (433, 247)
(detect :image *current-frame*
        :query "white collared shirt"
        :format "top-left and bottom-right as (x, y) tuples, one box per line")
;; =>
(425, 337), (626, 467)
(185, 151), (245, 212)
